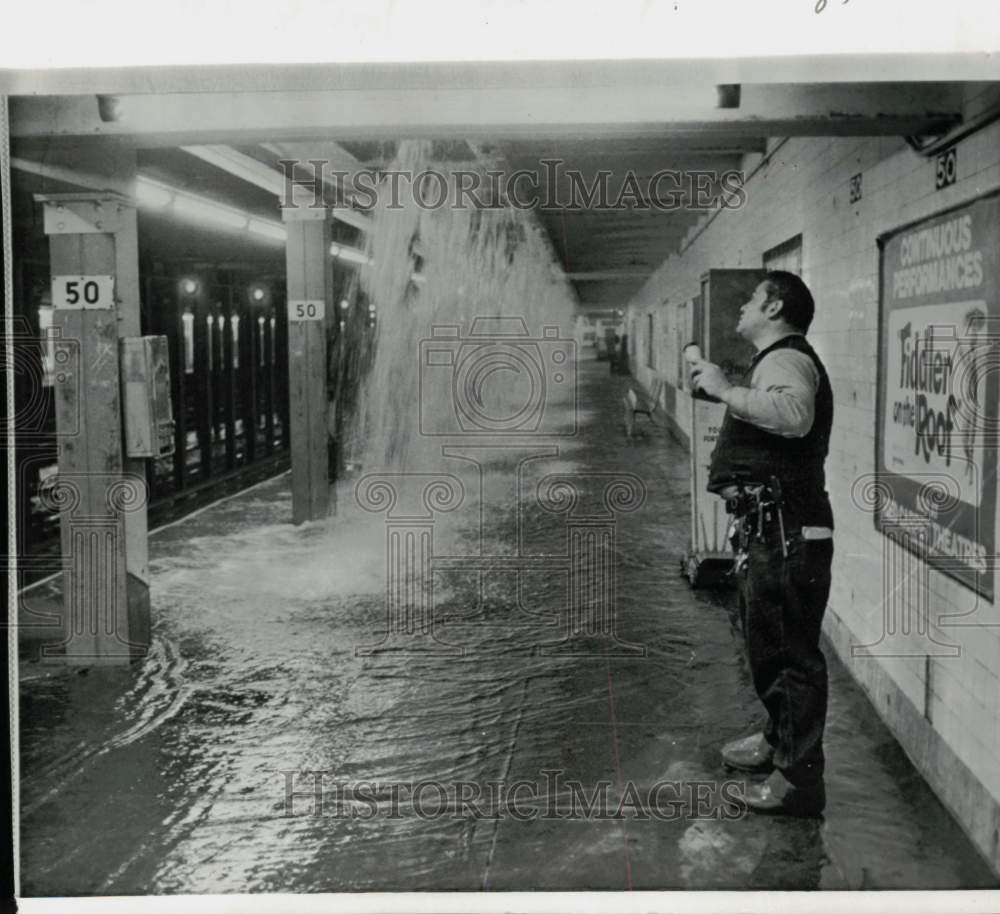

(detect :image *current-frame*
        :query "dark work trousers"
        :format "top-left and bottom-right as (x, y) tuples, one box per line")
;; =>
(737, 529), (834, 787)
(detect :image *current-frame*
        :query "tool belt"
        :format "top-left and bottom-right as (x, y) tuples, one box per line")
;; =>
(724, 479), (832, 578)
(725, 478), (790, 563)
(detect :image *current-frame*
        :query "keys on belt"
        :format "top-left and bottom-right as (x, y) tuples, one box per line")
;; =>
(727, 514), (750, 577)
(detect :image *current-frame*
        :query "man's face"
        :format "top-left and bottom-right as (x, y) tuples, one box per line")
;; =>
(736, 281), (777, 341)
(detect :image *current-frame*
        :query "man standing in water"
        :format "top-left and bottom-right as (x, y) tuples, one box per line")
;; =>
(688, 271), (834, 816)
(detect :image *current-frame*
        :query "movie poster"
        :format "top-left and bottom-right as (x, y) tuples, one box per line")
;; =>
(877, 192), (1000, 601)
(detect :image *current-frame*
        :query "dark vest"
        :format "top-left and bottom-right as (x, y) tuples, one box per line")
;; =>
(707, 334), (834, 529)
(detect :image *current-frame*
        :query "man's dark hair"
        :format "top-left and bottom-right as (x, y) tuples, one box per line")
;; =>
(763, 270), (814, 333)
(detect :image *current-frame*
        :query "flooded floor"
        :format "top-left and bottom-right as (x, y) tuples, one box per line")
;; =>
(18, 359), (998, 894)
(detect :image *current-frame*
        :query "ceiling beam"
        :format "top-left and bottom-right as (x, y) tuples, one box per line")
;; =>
(181, 143), (372, 231)
(182, 145), (284, 193)
(502, 137), (767, 156)
(546, 207), (709, 217)
(564, 270), (655, 281)
(1, 59), (992, 96)
(506, 154), (746, 174)
(260, 141), (363, 178)
(10, 83), (963, 146)
(575, 303), (636, 310)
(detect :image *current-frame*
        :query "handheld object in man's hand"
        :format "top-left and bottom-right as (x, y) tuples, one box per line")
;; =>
(685, 342), (722, 402)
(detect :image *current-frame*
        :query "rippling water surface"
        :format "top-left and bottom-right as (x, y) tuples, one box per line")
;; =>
(19, 361), (997, 894)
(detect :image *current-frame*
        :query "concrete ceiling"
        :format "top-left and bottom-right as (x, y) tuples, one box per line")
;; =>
(500, 137), (757, 312)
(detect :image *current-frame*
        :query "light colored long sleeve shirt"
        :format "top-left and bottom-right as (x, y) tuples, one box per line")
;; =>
(720, 343), (819, 438)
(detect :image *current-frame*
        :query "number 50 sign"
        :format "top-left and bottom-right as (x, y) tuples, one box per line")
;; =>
(288, 300), (326, 322)
(52, 275), (115, 310)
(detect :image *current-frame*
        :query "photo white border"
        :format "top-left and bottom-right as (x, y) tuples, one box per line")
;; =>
(4, 1), (1000, 911)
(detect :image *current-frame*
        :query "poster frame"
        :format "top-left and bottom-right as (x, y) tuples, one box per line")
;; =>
(874, 185), (1000, 603)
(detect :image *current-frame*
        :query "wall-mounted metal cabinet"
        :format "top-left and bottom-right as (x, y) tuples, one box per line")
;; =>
(121, 335), (175, 459)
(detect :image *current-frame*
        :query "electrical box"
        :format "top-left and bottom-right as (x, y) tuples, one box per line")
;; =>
(121, 335), (175, 458)
(683, 269), (765, 587)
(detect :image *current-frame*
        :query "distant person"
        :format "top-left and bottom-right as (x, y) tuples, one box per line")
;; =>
(689, 271), (834, 817)
(617, 333), (630, 376)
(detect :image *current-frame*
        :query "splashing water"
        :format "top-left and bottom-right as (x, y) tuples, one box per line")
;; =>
(351, 140), (579, 473)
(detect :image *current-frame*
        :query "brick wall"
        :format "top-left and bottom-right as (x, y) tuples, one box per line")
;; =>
(625, 84), (1000, 870)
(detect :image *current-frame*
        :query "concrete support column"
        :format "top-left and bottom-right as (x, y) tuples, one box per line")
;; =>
(38, 181), (150, 665)
(282, 205), (333, 524)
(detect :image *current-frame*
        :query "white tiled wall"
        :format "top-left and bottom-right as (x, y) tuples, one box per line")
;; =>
(626, 87), (1000, 861)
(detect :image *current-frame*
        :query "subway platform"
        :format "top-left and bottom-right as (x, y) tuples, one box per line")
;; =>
(18, 359), (997, 895)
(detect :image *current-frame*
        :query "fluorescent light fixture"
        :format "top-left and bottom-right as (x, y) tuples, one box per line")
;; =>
(135, 172), (381, 256)
(136, 174), (288, 247)
(135, 177), (174, 208)
(247, 218), (287, 242)
(329, 242), (372, 266)
(173, 193), (249, 230)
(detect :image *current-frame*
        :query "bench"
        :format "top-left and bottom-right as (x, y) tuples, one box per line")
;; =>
(623, 379), (663, 439)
